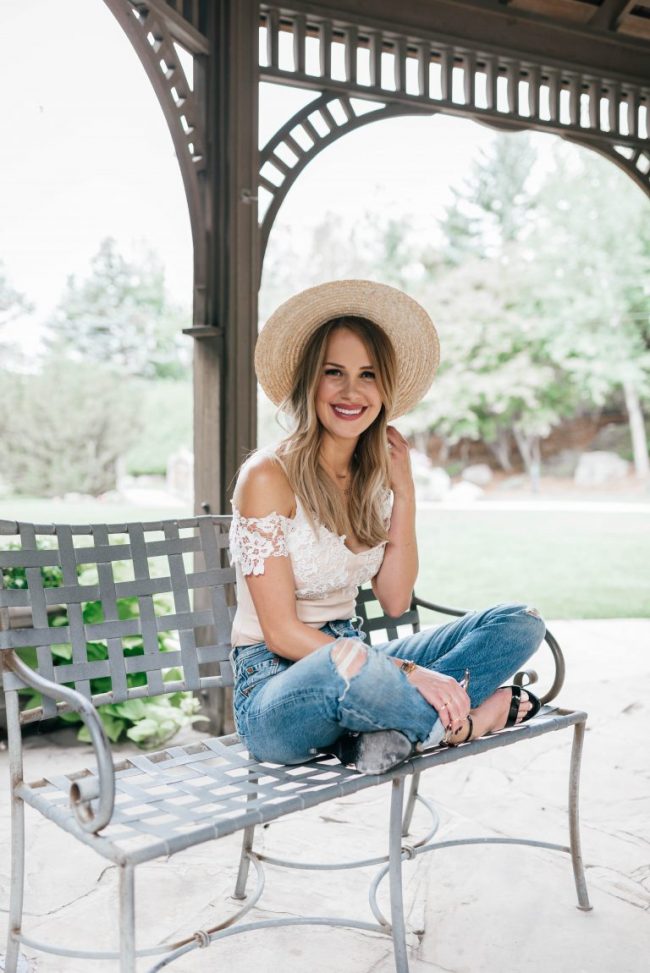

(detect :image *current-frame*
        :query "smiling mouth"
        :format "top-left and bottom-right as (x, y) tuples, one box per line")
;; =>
(331, 404), (367, 420)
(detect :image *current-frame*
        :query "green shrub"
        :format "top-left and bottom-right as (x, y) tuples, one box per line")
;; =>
(3, 552), (205, 748)
(0, 360), (142, 497)
(122, 379), (192, 476)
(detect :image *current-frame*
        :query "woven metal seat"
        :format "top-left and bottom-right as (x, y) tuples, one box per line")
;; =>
(0, 515), (591, 972)
(17, 706), (583, 867)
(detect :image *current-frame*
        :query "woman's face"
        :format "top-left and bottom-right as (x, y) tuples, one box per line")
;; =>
(315, 327), (383, 442)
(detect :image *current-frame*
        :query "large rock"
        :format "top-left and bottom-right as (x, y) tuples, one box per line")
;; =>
(413, 466), (451, 501)
(446, 481), (484, 503)
(590, 423), (631, 454)
(574, 451), (629, 486)
(426, 467), (452, 500)
(462, 463), (493, 487)
(409, 449), (451, 501)
(543, 449), (581, 477)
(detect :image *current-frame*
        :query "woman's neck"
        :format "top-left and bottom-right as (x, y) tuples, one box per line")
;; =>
(319, 434), (356, 478)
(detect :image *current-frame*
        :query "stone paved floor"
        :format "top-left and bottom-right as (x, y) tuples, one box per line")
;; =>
(1, 619), (648, 973)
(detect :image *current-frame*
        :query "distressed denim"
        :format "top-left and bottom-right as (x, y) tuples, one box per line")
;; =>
(231, 603), (546, 765)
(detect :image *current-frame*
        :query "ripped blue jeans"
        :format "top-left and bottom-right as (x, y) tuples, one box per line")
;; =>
(231, 603), (546, 765)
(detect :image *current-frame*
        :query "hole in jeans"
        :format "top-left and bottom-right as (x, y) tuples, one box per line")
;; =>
(331, 638), (367, 701)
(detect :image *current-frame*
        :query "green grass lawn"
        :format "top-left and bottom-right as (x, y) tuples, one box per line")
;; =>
(1, 498), (648, 620)
(0, 498), (192, 526)
(414, 507), (649, 620)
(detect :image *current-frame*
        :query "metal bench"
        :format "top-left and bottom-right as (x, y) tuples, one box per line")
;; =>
(0, 515), (591, 972)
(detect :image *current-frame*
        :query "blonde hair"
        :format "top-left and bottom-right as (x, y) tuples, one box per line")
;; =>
(275, 316), (397, 548)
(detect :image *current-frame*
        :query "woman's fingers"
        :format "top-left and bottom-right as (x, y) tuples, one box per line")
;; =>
(440, 698), (465, 732)
(409, 669), (471, 729)
(386, 425), (409, 451)
(436, 684), (470, 729)
(427, 692), (460, 729)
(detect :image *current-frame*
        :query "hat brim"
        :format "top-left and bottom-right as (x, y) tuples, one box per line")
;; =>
(255, 279), (439, 420)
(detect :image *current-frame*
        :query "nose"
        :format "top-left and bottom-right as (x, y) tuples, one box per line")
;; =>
(340, 374), (362, 399)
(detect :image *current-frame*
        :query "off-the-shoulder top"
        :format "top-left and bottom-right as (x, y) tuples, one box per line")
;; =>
(229, 493), (392, 646)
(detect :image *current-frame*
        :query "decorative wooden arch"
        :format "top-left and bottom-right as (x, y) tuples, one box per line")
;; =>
(103, 0), (650, 515)
(259, 94), (436, 266)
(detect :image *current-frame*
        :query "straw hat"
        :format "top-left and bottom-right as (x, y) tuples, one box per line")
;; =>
(255, 279), (439, 420)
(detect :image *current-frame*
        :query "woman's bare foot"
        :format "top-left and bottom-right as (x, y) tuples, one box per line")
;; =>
(446, 687), (534, 745)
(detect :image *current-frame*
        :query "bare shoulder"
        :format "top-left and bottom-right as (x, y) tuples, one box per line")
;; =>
(233, 451), (295, 518)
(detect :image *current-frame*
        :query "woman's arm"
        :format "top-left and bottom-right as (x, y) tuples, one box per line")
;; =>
(371, 426), (418, 617)
(233, 456), (334, 660)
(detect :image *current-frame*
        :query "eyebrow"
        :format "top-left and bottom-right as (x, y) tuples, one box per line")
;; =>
(324, 360), (375, 370)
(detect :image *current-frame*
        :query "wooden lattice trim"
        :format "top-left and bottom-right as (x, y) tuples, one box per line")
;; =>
(257, 2), (650, 202)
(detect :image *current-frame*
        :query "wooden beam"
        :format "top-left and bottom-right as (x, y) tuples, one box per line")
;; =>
(277, 0), (650, 86)
(589, 1), (637, 32)
(509, 1), (594, 25)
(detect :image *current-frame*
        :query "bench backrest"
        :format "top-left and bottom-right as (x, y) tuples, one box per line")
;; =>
(0, 516), (236, 723)
(0, 515), (430, 726)
(1, 514), (564, 728)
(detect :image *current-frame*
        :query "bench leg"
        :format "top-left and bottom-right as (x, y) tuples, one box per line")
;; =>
(119, 863), (136, 973)
(233, 824), (256, 899)
(569, 720), (592, 911)
(233, 771), (259, 899)
(4, 693), (25, 973)
(389, 778), (410, 973)
(401, 772), (420, 837)
(4, 794), (25, 973)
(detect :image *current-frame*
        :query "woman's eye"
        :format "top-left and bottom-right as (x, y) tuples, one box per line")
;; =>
(324, 368), (342, 377)
(361, 371), (376, 380)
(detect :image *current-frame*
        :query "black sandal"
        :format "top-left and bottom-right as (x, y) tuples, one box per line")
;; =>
(444, 713), (474, 746)
(501, 684), (542, 728)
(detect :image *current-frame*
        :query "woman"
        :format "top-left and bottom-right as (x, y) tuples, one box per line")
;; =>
(229, 280), (544, 774)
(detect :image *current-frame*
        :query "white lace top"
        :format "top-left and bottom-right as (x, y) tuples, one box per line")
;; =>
(229, 494), (392, 646)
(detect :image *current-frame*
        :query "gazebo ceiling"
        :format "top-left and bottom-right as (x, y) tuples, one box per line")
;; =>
(496, 0), (650, 39)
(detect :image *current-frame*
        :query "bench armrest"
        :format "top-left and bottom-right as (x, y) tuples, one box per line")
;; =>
(4, 651), (115, 834)
(411, 594), (565, 705)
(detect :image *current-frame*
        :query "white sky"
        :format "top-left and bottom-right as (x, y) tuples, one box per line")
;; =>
(1, 0), (572, 353)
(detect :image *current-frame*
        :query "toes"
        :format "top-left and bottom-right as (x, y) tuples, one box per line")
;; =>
(516, 693), (533, 723)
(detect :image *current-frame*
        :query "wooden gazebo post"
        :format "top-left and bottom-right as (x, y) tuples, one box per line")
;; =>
(194, 0), (260, 519)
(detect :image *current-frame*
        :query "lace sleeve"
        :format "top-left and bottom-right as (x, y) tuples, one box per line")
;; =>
(229, 507), (290, 576)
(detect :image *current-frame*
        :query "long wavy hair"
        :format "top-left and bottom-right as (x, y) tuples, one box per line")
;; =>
(274, 316), (397, 548)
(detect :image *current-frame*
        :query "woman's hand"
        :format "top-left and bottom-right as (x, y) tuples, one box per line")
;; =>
(407, 667), (471, 734)
(386, 425), (414, 499)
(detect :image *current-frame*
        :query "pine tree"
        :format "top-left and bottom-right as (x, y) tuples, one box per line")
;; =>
(439, 133), (538, 264)
(46, 238), (190, 380)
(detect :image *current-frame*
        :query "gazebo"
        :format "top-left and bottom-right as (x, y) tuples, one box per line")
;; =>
(104, 0), (650, 511)
(1, 7), (649, 967)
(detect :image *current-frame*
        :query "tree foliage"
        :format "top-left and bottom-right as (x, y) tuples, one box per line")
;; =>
(46, 238), (191, 380)
(439, 136), (538, 265)
(0, 262), (32, 368)
(407, 137), (650, 473)
(399, 254), (578, 471)
(529, 148), (650, 405)
(0, 263), (31, 331)
(0, 360), (141, 496)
